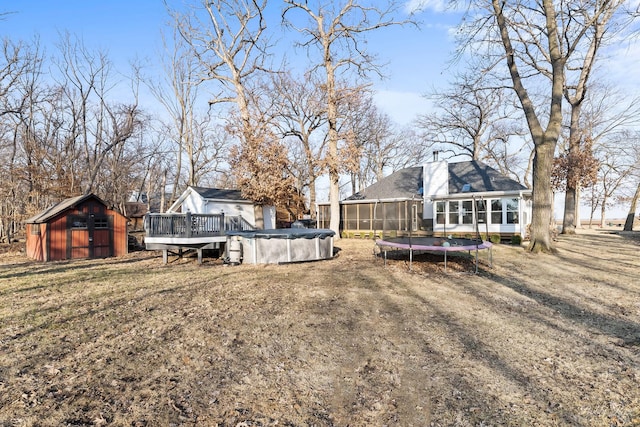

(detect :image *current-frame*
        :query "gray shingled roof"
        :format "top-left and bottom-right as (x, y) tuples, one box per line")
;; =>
(345, 160), (527, 201)
(448, 160), (528, 193)
(24, 194), (102, 224)
(346, 167), (423, 201)
(190, 186), (249, 201)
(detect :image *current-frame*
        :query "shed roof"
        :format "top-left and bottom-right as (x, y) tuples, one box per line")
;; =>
(24, 194), (108, 224)
(345, 160), (528, 201)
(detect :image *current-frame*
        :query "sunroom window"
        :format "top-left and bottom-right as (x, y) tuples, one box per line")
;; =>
(490, 200), (503, 224)
(506, 198), (519, 224)
(462, 200), (473, 224)
(448, 201), (459, 224)
(436, 201), (446, 224)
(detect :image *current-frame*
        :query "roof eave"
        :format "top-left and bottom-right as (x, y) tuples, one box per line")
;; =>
(429, 189), (531, 200)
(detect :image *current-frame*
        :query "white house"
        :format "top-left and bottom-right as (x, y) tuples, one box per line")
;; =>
(168, 186), (275, 229)
(317, 160), (532, 239)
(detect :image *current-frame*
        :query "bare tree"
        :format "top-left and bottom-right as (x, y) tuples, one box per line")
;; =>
(283, 0), (407, 237)
(559, 0), (633, 235)
(416, 66), (530, 184)
(458, 0), (631, 252)
(0, 37), (45, 242)
(171, 0), (292, 223)
(338, 89), (397, 193)
(554, 81), (640, 228)
(583, 133), (638, 227)
(271, 71), (328, 219)
(144, 28), (228, 202)
(53, 34), (143, 195)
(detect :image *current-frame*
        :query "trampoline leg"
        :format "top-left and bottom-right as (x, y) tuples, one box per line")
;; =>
(409, 248), (413, 271)
(444, 251), (447, 273)
(475, 248), (478, 274)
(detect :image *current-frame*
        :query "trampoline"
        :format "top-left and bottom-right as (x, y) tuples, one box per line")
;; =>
(376, 236), (492, 273)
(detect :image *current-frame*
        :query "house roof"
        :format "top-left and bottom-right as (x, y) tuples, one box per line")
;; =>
(346, 167), (423, 201)
(345, 160), (528, 202)
(189, 186), (249, 201)
(25, 194), (105, 224)
(168, 186), (254, 212)
(448, 160), (528, 194)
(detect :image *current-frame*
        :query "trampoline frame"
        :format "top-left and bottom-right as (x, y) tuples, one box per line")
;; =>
(376, 237), (493, 273)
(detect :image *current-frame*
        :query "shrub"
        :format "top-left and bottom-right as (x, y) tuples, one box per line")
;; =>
(490, 234), (501, 244)
(511, 235), (522, 245)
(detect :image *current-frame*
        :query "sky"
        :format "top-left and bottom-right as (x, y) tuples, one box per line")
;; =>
(2, 1), (639, 218)
(5, 1), (637, 126)
(0, 1), (457, 124)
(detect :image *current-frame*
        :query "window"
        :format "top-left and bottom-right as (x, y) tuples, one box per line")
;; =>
(476, 200), (487, 224)
(462, 200), (473, 224)
(490, 200), (503, 224)
(448, 201), (459, 224)
(506, 198), (519, 224)
(94, 217), (109, 229)
(70, 216), (87, 229)
(436, 201), (446, 225)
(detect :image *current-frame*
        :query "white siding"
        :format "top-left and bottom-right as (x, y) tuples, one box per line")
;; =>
(423, 161), (449, 219)
(172, 188), (277, 229)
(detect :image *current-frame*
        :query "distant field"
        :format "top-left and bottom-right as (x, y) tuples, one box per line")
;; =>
(1, 231), (639, 426)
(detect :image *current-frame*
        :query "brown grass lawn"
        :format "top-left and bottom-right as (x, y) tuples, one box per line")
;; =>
(1, 230), (639, 426)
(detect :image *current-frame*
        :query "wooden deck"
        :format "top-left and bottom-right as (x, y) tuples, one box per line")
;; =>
(144, 212), (254, 263)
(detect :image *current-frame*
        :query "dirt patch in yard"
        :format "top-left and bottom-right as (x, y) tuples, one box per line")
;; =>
(1, 230), (639, 426)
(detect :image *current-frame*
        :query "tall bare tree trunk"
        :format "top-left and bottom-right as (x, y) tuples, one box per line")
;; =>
(562, 105), (582, 234)
(492, 0), (565, 253)
(529, 140), (557, 251)
(623, 181), (640, 231)
(326, 60), (341, 238)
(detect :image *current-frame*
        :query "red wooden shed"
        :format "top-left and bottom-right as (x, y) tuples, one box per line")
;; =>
(25, 194), (128, 262)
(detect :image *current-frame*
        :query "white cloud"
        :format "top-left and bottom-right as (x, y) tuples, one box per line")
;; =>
(404, 0), (450, 14)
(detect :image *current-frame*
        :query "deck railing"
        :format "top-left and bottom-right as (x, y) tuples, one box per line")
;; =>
(145, 212), (254, 238)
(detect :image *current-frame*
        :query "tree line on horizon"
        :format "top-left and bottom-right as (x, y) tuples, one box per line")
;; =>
(1, 0), (639, 252)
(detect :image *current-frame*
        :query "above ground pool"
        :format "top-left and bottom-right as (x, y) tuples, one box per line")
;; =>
(225, 228), (335, 264)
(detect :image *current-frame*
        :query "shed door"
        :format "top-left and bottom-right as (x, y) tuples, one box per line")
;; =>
(91, 215), (113, 258)
(68, 214), (113, 259)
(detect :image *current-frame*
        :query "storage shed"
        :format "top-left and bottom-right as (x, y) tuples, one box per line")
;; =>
(25, 194), (128, 261)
